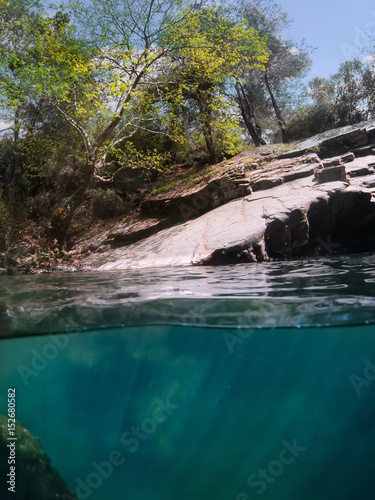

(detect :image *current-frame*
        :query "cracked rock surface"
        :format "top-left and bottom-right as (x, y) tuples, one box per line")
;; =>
(83, 121), (375, 269)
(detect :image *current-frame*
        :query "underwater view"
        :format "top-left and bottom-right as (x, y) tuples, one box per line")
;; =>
(1, 254), (375, 499)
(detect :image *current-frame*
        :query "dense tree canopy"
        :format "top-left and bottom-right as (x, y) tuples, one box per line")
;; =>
(158, 6), (268, 162)
(287, 58), (375, 140)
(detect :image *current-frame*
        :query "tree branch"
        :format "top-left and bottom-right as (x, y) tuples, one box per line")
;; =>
(0, 126), (13, 134)
(54, 103), (92, 153)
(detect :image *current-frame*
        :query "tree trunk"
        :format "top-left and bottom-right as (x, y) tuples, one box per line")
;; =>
(202, 120), (219, 164)
(49, 188), (88, 249)
(197, 94), (219, 165)
(49, 156), (97, 248)
(264, 70), (289, 143)
(235, 81), (265, 147)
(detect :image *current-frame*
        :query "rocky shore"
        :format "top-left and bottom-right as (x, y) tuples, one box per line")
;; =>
(82, 120), (375, 269)
(3, 119), (375, 273)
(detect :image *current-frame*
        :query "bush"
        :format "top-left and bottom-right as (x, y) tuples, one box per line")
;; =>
(28, 191), (57, 219)
(90, 188), (126, 219)
(286, 105), (336, 141)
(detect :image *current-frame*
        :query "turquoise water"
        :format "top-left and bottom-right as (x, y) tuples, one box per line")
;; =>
(1, 255), (375, 499)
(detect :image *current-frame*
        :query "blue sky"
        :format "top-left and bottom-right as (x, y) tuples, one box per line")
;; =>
(47, 0), (375, 80)
(280, 0), (375, 79)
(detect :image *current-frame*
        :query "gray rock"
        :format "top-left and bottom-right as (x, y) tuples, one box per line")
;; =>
(265, 209), (310, 258)
(340, 152), (355, 163)
(107, 217), (171, 247)
(82, 171), (375, 269)
(323, 158), (342, 167)
(347, 166), (374, 177)
(304, 153), (321, 163)
(141, 170), (251, 221)
(281, 164), (317, 182)
(82, 175), (367, 269)
(296, 120), (375, 157)
(353, 144), (375, 157)
(314, 165), (347, 184)
(360, 175), (375, 188)
(0, 414), (77, 500)
(244, 162), (260, 170)
(276, 147), (316, 160)
(344, 156), (375, 178)
(252, 176), (284, 191)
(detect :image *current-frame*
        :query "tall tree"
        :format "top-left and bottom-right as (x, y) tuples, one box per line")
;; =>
(332, 59), (368, 126)
(159, 7), (268, 161)
(0, 0), (206, 243)
(235, 79), (265, 146)
(240, 0), (311, 143)
(0, 0), (48, 206)
(362, 61), (375, 118)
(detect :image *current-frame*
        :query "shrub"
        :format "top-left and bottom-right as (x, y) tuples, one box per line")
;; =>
(286, 105), (336, 141)
(90, 188), (126, 219)
(28, 191), (57, 219)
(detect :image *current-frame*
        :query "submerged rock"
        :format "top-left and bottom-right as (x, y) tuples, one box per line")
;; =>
(0, 414), (77, 499)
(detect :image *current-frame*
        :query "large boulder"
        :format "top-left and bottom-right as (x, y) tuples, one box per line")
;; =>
(296, 119), (375, 158)
(0, 414), (77, 500)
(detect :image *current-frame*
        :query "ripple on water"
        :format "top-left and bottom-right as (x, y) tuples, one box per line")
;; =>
(1, 254), (375, 336)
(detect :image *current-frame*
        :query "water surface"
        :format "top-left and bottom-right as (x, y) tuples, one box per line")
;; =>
(1, 255), (375, 499)
(1, 254), (375, 335)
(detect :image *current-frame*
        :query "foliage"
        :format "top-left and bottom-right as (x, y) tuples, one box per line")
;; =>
(90, 187), (125, 219)
(332, 59), (368, 126)
(158, 6), (268, 162)
(287, 59), (374, 141)
(238, 0), (312, 142)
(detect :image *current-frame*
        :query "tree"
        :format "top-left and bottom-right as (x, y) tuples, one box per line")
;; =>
(0, 0), (44, 197)
(14, 0), (267, 243)
(158, 7), (268, 161)
(0, 0), (207, 243)
(362, 60), (375, 118)
(286, 77), (336, 140)
(286, 59), (372, 141)
(240, 0), (311, 143)
(332, 59), (367, 126)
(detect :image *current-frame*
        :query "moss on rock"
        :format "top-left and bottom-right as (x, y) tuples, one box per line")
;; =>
(0, 414), (77, 500)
